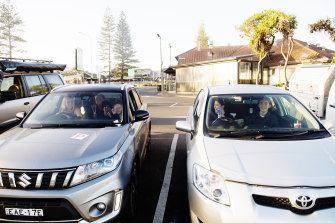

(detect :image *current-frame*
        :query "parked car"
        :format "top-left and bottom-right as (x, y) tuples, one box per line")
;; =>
(176, 84), (335, 223)
(0, 84), (151, 222)
(0, 58), (66, 133)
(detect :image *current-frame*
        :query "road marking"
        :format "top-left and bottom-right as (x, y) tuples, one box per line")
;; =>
(153, 134), (179, 223)
(169, 103), (178, 107)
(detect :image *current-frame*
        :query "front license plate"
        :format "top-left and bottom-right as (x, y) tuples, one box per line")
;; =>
(5, 208), (44, 216)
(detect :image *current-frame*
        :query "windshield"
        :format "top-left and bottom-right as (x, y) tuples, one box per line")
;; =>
(23, 91), (124, 128)
(205, 94), (330, 139)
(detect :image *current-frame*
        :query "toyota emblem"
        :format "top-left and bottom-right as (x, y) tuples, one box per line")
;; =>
(295, 196), (315, 210)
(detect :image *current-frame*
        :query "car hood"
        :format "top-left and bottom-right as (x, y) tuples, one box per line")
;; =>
(204, 136), (335, 187)
(0, 125), (130, 169)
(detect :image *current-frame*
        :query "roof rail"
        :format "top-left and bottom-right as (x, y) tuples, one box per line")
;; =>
(0, 57), (53, 63)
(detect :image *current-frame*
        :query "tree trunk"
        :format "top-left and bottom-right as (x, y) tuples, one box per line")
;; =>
(281, 37), (294, 90)
(256, 54), (267, 85)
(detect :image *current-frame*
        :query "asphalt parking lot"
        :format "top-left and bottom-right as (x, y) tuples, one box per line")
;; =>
(124, 87), (196, 223)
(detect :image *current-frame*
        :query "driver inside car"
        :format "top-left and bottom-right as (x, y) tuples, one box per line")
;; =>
(210, 98), (236, 129)
(59, 96), (82, 119)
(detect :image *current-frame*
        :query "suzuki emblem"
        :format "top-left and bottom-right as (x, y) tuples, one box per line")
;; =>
(18, 173), (32, 188)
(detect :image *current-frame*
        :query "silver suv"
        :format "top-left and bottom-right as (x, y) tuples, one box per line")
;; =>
(0, 58), (66, 133)
(0, 84), (151, 222)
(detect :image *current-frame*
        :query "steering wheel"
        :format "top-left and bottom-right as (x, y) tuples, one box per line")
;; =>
(211, 117), (234, 126)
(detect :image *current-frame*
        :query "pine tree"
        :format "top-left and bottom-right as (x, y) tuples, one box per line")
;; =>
(113, 11), (138, 81)
(196, 23), (209, 48)
(0, 0), (25, 58)
(98, 7), (114, 82)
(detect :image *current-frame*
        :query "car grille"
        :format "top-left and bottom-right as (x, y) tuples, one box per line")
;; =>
(0, 168), (76, 190)
(253, 194), (335, 215)
(0, 198), (82, 222)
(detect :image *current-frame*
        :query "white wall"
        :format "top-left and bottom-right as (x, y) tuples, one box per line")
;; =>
(176, 61), (238, 92)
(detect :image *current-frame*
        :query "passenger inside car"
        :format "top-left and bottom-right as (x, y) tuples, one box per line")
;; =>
(244, 97), (279, 129)
(91, 93), (110, 119)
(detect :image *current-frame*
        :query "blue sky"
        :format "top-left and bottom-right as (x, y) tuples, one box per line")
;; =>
(13, 0), (335, 72)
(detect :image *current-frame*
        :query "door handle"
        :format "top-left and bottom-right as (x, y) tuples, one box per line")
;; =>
(24, 102), (30, 106)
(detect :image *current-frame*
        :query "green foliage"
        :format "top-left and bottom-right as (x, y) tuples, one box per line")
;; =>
(113, 11), (138, 81)
(0, 0), (26, 58)
(196, 23), (209, 48)
(239, 9), (282, 58)
(309, 18), (335, 42)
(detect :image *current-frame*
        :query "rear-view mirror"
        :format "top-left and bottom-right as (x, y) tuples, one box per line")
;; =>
(16, 111), (27, 120)
(134, 110), (149, 122)
(321, 119), (333, 130)
(176, 120), (192, 133)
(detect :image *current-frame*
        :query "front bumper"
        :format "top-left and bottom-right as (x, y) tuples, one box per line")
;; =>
(188, 181), (335, 223)
(0, 157), (132, 223)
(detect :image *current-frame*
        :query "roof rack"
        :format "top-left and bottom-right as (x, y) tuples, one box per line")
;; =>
(0, 58), (66, 73)
(0, 57), (53, 63)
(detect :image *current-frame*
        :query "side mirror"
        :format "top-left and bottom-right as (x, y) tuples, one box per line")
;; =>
(321, 119), (333, 130)
(16, 111), (27, 120)
(176, 120), (192, 133)
(134, 110), (149, 122)
(1, 91), (16, 102)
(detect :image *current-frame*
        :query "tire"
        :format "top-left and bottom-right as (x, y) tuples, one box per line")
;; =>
(124, 161), (139, 220)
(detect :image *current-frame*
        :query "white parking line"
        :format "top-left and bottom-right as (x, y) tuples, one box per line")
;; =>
(169, 103), (178, 107)
(152, 134), (179, 223)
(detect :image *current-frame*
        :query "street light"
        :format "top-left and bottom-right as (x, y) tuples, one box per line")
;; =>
(157, 34), (163, 84)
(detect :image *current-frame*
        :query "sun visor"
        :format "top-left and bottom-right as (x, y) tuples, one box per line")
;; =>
(0, 60), (66, 72)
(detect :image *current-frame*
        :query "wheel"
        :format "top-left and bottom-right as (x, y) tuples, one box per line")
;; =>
(124, 161), (139, 220)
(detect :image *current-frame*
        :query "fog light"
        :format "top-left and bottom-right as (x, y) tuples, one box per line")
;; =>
(114, 191), (123, 211)
(96, 203), (106, 211)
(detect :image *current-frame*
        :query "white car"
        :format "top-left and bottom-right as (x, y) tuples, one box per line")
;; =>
(176, 85), (335, 223)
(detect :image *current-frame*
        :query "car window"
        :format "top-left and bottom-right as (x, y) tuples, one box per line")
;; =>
(25, 75), (47, 96)
(132, 89), (142, 109)
(43, 74), (64, 90)
(23, 91), (124, 127)
(192, 90), (205, 131)
(128, 91), (137, 119)
(1, 76), (24, 99)
(204, 94), (328, 139)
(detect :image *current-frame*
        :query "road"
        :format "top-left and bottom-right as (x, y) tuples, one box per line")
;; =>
(125, 87), (196, 223)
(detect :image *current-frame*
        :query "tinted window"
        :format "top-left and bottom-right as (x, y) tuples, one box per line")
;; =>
(24, 91), (124, 127)
(132, 89), (142, 109)
(25, 75), (47, 96)
(128, 91), (137, 119)
(43, 74), (64, 89)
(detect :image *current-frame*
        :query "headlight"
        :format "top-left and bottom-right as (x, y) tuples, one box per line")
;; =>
(70, 150), (122, 187)
(193, 163), (230, 205)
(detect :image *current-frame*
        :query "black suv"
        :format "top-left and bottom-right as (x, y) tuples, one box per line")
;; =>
(0, 58), (66, 133)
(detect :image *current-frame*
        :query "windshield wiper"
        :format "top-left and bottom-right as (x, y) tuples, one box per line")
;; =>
(29, 122), (120, 129)
(213, 129), (328, 139)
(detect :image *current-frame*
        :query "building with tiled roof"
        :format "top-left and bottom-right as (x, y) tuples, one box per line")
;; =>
(172, 39), (335, 92)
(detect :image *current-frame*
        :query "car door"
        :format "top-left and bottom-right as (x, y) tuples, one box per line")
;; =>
(22, 75), (48, 111)
(128, 89), (147, 163)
